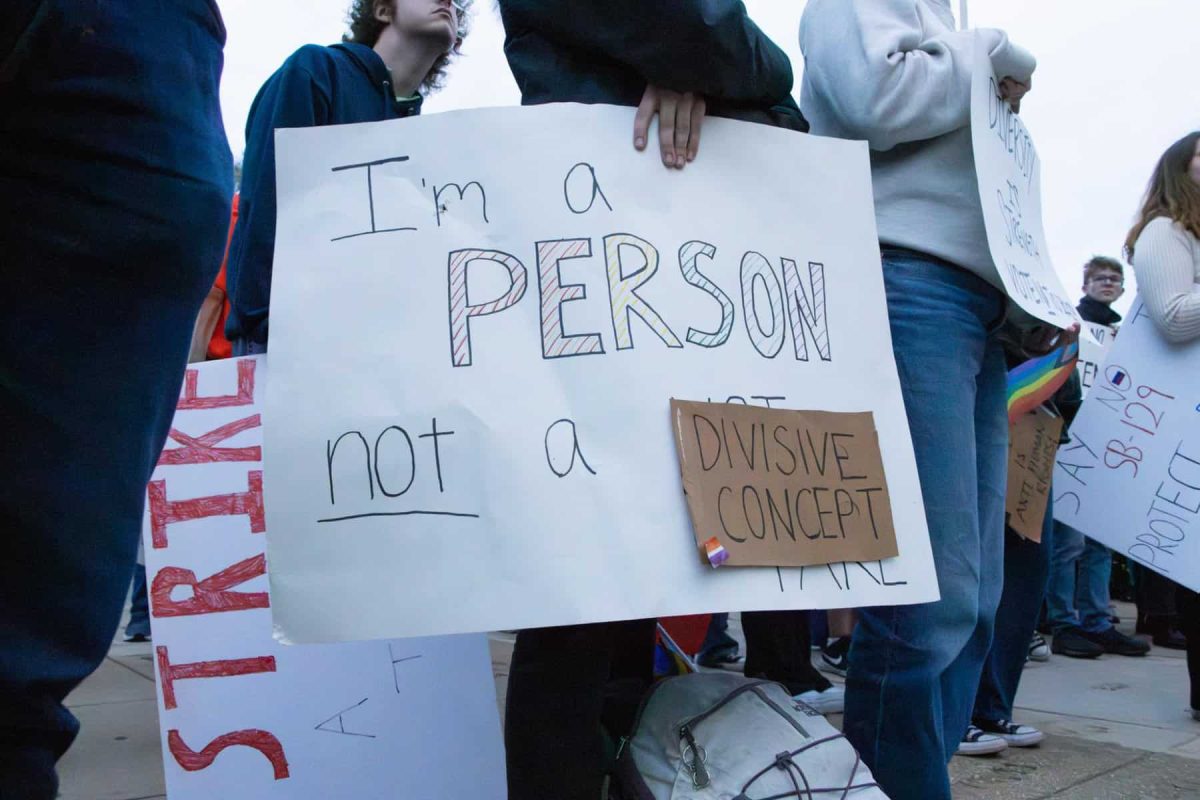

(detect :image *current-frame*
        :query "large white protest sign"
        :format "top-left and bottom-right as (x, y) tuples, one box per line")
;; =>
(265, 104), (937, 644)
(971, 38), (1090, 337)
(143, 357), (505, 798)
(1054, 298), (1200, 591)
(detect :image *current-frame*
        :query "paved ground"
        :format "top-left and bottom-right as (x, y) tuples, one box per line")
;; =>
(57, 602), (1200, 798)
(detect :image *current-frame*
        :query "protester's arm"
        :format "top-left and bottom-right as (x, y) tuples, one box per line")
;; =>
(227, 49), (331, 337)
(799, 0), (1035, 151)
(499, 0), (793, 106)
(1133, 218), (1200, 344)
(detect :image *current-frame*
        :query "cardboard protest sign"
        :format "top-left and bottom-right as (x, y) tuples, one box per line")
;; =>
(671, 400), (897, 566)
(143, 357), (505, 798)
(265, 103), (937, 644)
(971, 37), (1092, 340)
(1005, 408), (1063, 541)
(1054, 298), (1200, 590)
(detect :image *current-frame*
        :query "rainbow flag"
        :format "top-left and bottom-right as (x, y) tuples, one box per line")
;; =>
(1007, 341), (1079, 422)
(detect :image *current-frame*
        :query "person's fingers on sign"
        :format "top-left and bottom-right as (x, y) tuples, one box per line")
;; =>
(999, 75), (1032, 113)
(1024, 321), (1080, 356)
(633, 85), (707, 169)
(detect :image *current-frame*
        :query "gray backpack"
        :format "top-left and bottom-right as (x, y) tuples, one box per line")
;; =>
(611, 672), (888, 799)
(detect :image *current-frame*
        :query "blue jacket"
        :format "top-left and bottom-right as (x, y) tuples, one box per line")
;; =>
(226, 42), (422, 346)
(498, 0), (807, 131)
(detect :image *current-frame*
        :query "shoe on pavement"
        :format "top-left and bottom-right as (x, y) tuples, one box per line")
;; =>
(956, 724), (1008, 756)
(1082, 627), (1150, 656)
(975, 718), (1044, 747)
(1153, 628), (1188, 650)
(1051, 627), (1104, 659)
(697, 649), (744, 670)
(819, 636), (850, 677)
(1028, 633), (1050, 662)
(794, 685), (845, 715)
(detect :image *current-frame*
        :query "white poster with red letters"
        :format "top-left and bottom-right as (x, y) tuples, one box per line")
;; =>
(141, 356), (506, 798)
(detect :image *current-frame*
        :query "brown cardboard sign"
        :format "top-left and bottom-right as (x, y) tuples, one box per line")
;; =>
(670, 399), (899, 568)
(1005, 407), (1063, 542)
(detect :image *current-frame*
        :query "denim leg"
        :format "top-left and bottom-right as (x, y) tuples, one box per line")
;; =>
(973, 497), (1055, 723)
(1047, 520), (1086, 633)
(938, 335), (1007, 758)
(1077, 538), (1114, 633)
(0, 3), (231, 795)
(844, 252), (1006, 800)
(124, 567), (151, 639)
(698, 613), (738, 661)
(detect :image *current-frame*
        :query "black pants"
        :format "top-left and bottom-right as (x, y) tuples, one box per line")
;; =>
(505, 619), (658, 800)
(742, 610), (831, 695)
(505, 611), (828, 799)
(1136, 566), (1179, 630)
(1177, 588), (1200, 710)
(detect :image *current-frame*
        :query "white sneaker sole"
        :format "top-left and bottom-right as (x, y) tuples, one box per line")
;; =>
(956, 738), (1008, 756)
(1000, 730), (1045, 747)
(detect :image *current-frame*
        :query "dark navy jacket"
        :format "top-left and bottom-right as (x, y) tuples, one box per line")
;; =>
(226, 42), (422, 346)
(497, 0), (807, 132)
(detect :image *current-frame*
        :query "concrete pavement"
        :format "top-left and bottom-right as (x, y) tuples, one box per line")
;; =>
(56, 602), (1200, 798)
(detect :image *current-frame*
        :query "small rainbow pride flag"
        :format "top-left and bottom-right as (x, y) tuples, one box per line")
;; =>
(703, 537), (730, 568)
(1007, 340), (1079, 422)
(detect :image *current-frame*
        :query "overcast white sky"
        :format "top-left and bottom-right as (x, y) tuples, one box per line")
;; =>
(217, 0), (1198, 311)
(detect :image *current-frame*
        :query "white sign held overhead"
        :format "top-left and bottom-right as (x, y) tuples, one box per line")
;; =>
(142, 357), (506, 799)
(1054, 299), (1200, 591)
(265, 104), (938, 645)
(971, 37), (1091, 339)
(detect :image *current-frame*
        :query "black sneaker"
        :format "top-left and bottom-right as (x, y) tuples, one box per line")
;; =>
(975, 718), (1044, 748)
(1153, 628), (1188, 650)
(1050, 627), (1104, 659)
(1082, 627), (1150, 656)
(819, 636), (850, 677)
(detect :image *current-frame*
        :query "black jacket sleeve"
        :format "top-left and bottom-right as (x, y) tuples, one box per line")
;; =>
(498, 0), (794, 106)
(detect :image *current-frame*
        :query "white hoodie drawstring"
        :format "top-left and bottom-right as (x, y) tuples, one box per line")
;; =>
(959, 0), (969, 30)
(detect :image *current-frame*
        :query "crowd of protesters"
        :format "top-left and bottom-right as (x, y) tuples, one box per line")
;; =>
(3, 1), (1200, 799)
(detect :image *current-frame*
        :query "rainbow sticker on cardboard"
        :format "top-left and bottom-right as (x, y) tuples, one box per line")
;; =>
(704, 537), (730, 568)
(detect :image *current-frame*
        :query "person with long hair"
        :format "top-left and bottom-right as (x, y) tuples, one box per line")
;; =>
(1124, 131), (1200, 719)
(1124, 131), (1200, 341)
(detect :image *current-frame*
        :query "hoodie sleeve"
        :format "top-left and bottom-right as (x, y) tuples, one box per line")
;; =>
(1133, 218), (1200, 344)
(225, 47), (331, 342)
(498, 0), (793, 106)
(799, 0), (1035, 151)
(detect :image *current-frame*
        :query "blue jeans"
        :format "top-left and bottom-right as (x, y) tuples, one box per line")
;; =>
(124, 566), (151, 640)
(231, 338), (268, 357)
(844, 250), (1007, 800)
(974, 498), (1055, 724)
(1047, 521), (1113, 634)
(698, 613), (738, 662)
(0, 3), (231, 795)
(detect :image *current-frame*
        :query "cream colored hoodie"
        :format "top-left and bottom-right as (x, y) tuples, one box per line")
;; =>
(799, 0), (1036, 290)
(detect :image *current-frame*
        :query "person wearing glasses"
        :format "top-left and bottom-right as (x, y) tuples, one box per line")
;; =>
(225, 0), (471, 356)
(1045, 257), (1151, 659)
